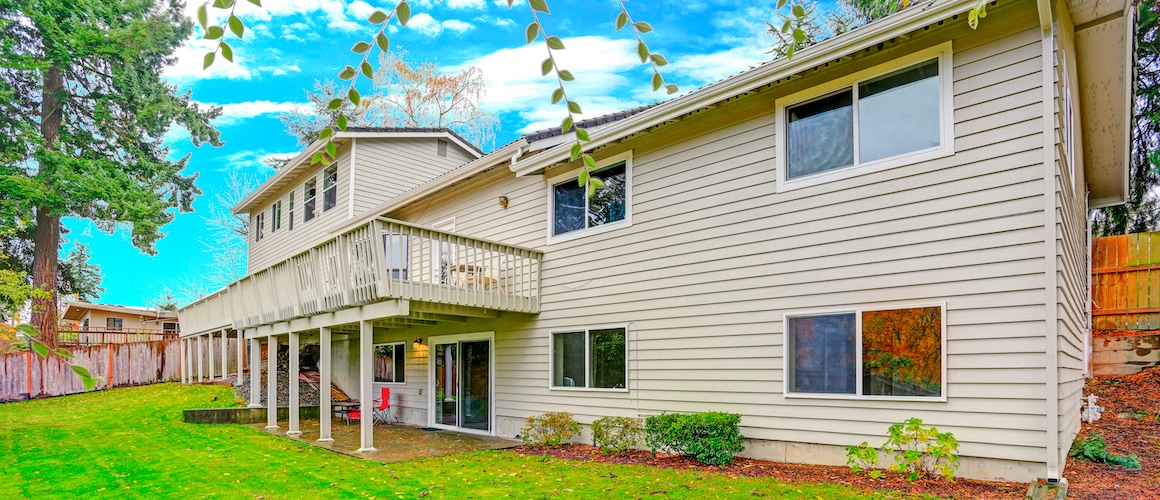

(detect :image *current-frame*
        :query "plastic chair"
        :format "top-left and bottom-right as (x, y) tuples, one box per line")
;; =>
(348, 387), (391, 425)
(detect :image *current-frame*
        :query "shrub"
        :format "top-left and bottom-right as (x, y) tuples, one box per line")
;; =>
(882, 418), (960, 481)
(591, 416), (642, 453)
(521, 412), (580, 446)
(644, 412), (745, 466)
(845, 441), (883, 479)
(1069, 433), (1141, 468)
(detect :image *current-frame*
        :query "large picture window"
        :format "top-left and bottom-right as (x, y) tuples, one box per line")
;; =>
(551, 326), (627, 390)
(374, 343), (406, 383)
(785, 304), (945, 400)
(547, 152), (632, 243)
(777, 44), (952, 191)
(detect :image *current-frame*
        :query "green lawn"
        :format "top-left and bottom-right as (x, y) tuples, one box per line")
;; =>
(0, 383), (920, 498)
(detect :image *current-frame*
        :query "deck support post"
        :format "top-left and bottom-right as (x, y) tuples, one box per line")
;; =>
(355, 320), (376, 452)
(248, 336), (262, 408)
(220, 329), (228, 381)
(265, 336), (280, 429)
(178, 339), (185, 384)
(196, 335), (204, 382)
(287, 330), (301, 436)
(318, 327), (334, 442)
(236, 330), (244, 386)
(207, 331), (215, 381)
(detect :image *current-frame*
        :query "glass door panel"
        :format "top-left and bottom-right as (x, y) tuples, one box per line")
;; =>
(434, 343), (458, 427)
(460, 340), (490, 431)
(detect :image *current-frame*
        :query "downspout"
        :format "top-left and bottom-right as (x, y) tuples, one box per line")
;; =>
(349, 138), (358, 219)
(1037, 0), (1061, 482)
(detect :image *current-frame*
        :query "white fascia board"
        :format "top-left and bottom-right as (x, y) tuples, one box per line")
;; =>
(335, 131), (483, 159)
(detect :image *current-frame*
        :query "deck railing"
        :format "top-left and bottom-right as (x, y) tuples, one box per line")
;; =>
(178, 288), (232, 338)
(58, 329), (179, 346)
(181, 218), (542, 335)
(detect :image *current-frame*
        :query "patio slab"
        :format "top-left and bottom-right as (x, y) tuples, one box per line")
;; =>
(253, 418), (520, 463)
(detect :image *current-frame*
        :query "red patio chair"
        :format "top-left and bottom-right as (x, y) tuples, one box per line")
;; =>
(348, 387), (391, 425)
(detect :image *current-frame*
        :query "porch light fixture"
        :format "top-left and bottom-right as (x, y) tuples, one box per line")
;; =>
(498, 195), (509, 209)
(413, 337), (423, 345)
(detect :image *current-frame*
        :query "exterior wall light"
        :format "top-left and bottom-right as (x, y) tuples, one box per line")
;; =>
(498, 195), (509, 209)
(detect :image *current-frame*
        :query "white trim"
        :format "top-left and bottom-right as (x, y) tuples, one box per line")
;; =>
(775, 42), (954, 193)
(348, 138), (357, 219)
(426, 331), (496, 436)
(548, 324), (630, 393)
(782, 302), (948, 403)
(545, 151), (634, 245)
(335, 131), (482, 160)
(371, 341), (407, 385)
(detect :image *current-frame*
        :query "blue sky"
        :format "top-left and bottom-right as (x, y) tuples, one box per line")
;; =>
(67, 0), (834, 307)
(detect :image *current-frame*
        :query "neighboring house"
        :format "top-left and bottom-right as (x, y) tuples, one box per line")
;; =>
(178, 0), (1134, 483)
(61, 301), (180, 344)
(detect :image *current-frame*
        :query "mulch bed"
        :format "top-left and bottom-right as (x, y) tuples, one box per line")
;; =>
(1066, 366), (1160, 499)
(513, 444), (1026, 499)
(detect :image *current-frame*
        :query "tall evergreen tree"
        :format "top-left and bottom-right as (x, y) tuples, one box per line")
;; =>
(0, 0), (221, 347)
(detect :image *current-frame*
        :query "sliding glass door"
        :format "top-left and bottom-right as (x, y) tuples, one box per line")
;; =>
(430, 333), (492, 433)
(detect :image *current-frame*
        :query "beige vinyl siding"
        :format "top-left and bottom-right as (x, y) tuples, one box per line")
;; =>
(248, 144), (353, 272)
(1052, 8), (1088, 472)
(382, 1), (1053, 470)
(352, 138), (476, 214)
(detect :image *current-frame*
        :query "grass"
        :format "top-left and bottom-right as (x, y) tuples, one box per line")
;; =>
(0, 383), (923, 498)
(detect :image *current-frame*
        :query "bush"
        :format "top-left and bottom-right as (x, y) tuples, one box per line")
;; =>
(591, 416), (642, 453)
(521, 412), (580, 446)
(1069, 433), (1141, 468)
(644, 412), (745, 466)
(845, 441), (883, 479)
(846, 418), (960, 482)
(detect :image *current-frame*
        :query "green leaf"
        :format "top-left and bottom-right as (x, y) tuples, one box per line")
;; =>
(197, 5), (208, 28)
(326, 142), (337, 158)
(319, 127), (333, 140)
(541, 58), (553, 76)
(336, 115), (348, 131)
(220, 42), (234, 62)
(561, 117), (574, 133)
(651, 72), (662, 91)
(352, 41), (371, 54)
(567, 100), (582, 114)
(312, 152), (324, 165)
(615, 11), (628, 31)
(349, 88), (361, 106)
(81, 376), (97, 391)
(786, 44), (796, 59)
(31, 342), (48, 358)
(570, 142), (582, 159)
(776, 0), (788, 9)
(636, 41), (649, 63)
(16, 324), (36, 337)
(781, 19), (792, 34)
(376, 33), (390, 52)
(582, 155), (596, 169)
(361, 61), (374, 78)
(529, 0), (549, 14)
(247, 0), (261, 5)
(578, 169), (589, 186)
(202, 52), (215, 69)
(55, 348), (76, 359)
(551, 87), (564, 104)
(589, 177), (605, 190)
(339, 66), (356, 80)
(70, 364), (92, 379)
(546, 36), (564, 50)
(327, 98), (343, 110)
(665, 83), (679, 95)
(649, 54), (668, 66)
(397, 1), (411, 26)
(526, 23), (539, 44)
(792, 4), (806, 17)
(575, 128), (589, 141)
(793, 28), (805, 42)
(559, 70), (574, 81)
(205, 26), (224, 40)
(369, 10), (388, 24)
(228, 15), (244, 38)
(634, 21), (653, 33)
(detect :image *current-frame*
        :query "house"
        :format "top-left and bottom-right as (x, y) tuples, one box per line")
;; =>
(61, 301), (180, 344)
(177, 0), (1134, 483)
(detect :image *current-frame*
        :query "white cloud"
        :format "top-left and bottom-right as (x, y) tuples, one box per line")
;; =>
(347, 0), (375, 20)
(203, 100), (305, 126)
(218, 150), (300, 172)
(163, 39), (254, 84)
(447, 0), (486, 9)
(494, 0), (523, 7)
(406, 13), (476, 37)
(442, 19), (475, 33)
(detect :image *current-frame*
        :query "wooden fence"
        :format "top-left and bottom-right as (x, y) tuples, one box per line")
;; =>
(0, 340), (180, 402)
(1092, 232), (1160, 330)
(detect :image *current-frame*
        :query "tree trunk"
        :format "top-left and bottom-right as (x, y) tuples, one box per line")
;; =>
(31, 67), (64, 348)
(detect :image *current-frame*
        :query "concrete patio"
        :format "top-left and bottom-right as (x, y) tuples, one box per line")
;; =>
(254, 419), (519, 463)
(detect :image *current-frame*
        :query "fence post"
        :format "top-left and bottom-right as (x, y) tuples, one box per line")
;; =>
(108, 346), (114, 389)
(25, 351), (31, 400)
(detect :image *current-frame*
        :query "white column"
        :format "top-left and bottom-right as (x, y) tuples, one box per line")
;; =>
(266, 336), (280, 429)
(221, 329), (228, 380)
(287, 330), (301, 436)
(248, 336), (262, 408)
(356, 321), (376, 452)
(179, 339), (186, 384)
(236, 330), (244, 386)
(318, 327), (333, 442)
(196, 335), (204, 382)
(208, 331), (215, 381)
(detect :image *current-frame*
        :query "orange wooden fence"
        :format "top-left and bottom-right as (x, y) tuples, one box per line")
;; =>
(0, 340), (180, 402)
(1091, 232), (1160, 331)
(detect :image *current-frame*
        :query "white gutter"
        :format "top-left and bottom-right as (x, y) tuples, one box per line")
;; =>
(510, 0), (979, 177)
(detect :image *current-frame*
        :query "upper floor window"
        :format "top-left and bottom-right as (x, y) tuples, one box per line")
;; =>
(323, 166), (338, 211)
(106, 317), (123, 331)
(272, 200), (282, 232)
(776, 43), (953, 191)
(288, 190), (295, 230)
(547, 151), (632, 244)
(304, 178), (317, 221)
(255, 212), (265, 241)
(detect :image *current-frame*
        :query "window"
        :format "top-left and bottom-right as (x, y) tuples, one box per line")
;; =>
(272, 201), (282, 232)
(304, 178), (317, 221)
(255, 212), (265, 241)
(547, 151), (632, 243)
(106, 317), (123, 331)
(323, 166), (338, 211)
(776, 43), (952, 191)
(551, 326), (627, 390)
(785, 304), (945, 400)
(163, 322), (179, 333)
(373, 343), (406, 383)
(81, 318), (89, 331)
(288, 190), (295, 230)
